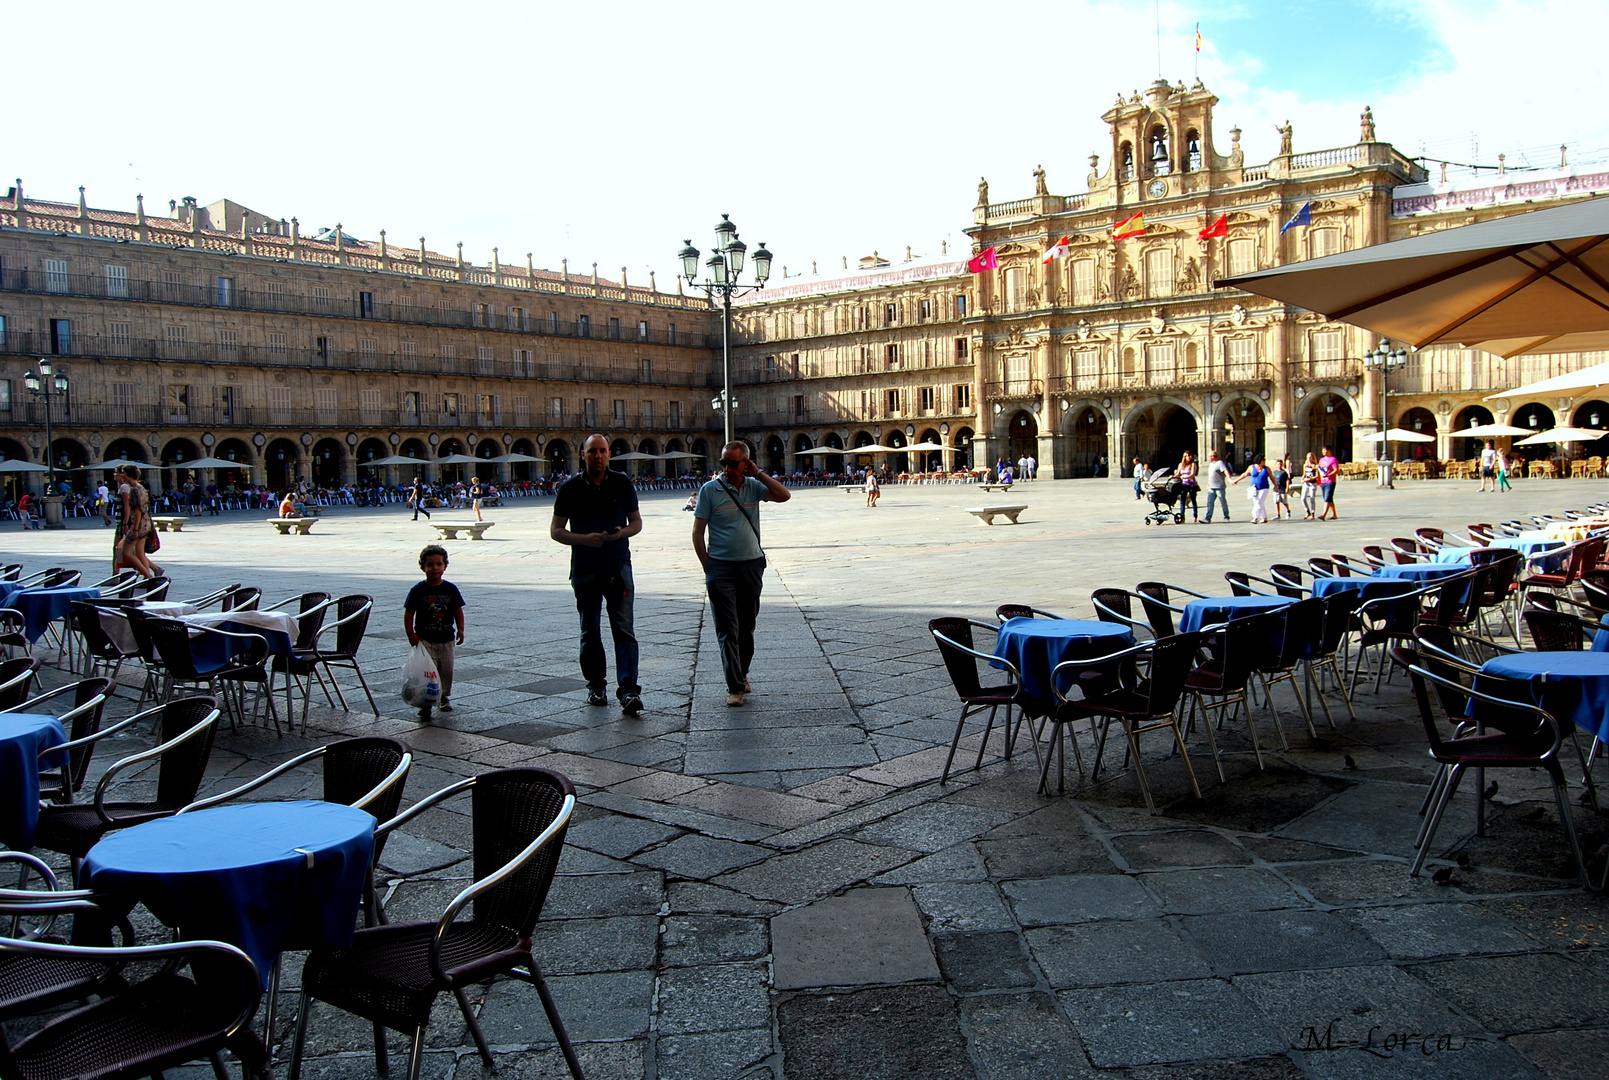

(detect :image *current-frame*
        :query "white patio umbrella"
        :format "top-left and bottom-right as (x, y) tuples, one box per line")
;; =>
(1448, 423), (1532, 438)
(0, 460), (51, 473)
(1516, 426), (1606, 446)
(366, 455), (431, 467)
(174, 456), (253, 470)
(80, 459), (159, 471)
(610, 451), (657, 461)
(903, 442), (945, 451)
(435, 453), (482, 465)
(795, 446), (845, 456)
(658, 450), (704, 459)
(1484, 360), (1609, 401)
(487, 452), (544, 463)
(1359, 428), (1435, 443)
(849, 443), (898, 453)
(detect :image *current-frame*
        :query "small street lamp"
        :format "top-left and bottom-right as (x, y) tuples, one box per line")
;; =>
(23, 357), (70, 529)
(1362, 339), (1408, 488)
(679, 216), (773, 446)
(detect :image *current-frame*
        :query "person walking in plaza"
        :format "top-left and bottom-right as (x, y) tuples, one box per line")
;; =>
(551, 434), (644, 714)
(97, 479), (111, 526)
(1176, 451), (1200, 522)
(1497, 446), (1513, 491)
(692, 440), (791, 707)
(404, 544), (465, 721)
(1299, 452), (1319, 519)
(1231, 454), (1272, 523)
(114, 466), (160, 578)
(409, 476), (431, 521)
(1479, 440), (1497, 491)
(1132, 457), (1148, 499)
(1200, 450), (1231, 522)
(1271, 456), (1293, 519)
(470, 476), (485, 522)
(864, 469), (880, 508)
(1317, 446), (1340, 520)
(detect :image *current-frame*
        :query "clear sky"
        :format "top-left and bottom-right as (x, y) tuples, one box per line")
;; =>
(8, 0), (1600, 287)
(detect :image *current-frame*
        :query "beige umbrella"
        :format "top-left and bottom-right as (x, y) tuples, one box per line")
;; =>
(903, 441), (945, 451)
(1516, 426), (1605, 446)
(0, 460), (51, 473)
(610, 451), (658, 461)
(435, 453), (482, 465)
(1359, 428), (1435, 444)
(1483, 360), (1609, 401)
(850, 443), (898, 453)
(795, 447), (843, 456)
(1218, 195), (1609, 357)
(1448, 423), (1531, 438)
(486, 452), (544, 463)
(367, 455), (431, 467)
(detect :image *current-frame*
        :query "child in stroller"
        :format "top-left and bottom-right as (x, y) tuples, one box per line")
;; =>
(1142, 467), (1186, 525)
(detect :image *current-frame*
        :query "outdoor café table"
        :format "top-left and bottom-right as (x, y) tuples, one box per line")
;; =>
(0, 713), (66, 850)
(180, 610), (298, 661)
(992, 617), (1133, 716)
(1592, 614), (1609, 652)
(0, 580), (25, 608)
(1310, 576), (1419, 599)
(98, 601), (200, 654)
(1435, 537), (1567, 574)
(82, 800), (375, 983)
(12, 586), (99, 643)
(1477, 651), (1609, 743)
(1178, 594), (1294, 653)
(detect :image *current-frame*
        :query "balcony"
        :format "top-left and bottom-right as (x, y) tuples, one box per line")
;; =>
(1046, 362), (1273, 395)
(983, 380), (1043, 401)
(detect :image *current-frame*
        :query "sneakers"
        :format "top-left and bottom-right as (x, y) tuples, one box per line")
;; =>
(743, 678), (752, 693)
(417, 705), (432, 722)
(438, 700), (454, 713)
(621, 694), (644, 715)
(726, 692), (746, 707)
(587, 689), (608, 707)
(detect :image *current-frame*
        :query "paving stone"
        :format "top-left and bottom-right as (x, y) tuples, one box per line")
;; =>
(531, 914), (658, 975)
(977, 833), (1117, 879)
(1240, 836), (1357, 863)
(787, 774), (890, 805)
(1406, 953), (1609, 1033)
(488, 1041), (647, 1080)
(777, 985), (972, 1080)
(655, 1028), (775, 1080)
(1277, 781), (1474, 856)
(1003, 874), (1160, 927)
(714, 839), (918, 904)
(872, 842), (988, 885)
(586, 790), (779, 842)
(672, 782), (835, 828)
(853, 800), (1015, 853)
(554, 844), (636, 874)
(1507, 1027), (1609, 1080)
(849, 746), (958, 787)
(1111, 829), (1253, 869)
(686, 742), (881, 774)
(772, 888), (940, 989)
(1183, 910), (1385, 976)
(666, 882), (784, 916)
(911, 882), (1016, 932)
(961, 992), (1098, 1080)
(564, 812), (684, 858)
(375, 831), (467, 875)
(1235, 964), (1482, 1053)
(1059, 979), (1285, 1067)
(479, 969), (653, 1042)
(1169, 768), (1352, 834)
(657, 962), (772, 1035)
(1140, 867), (1306, 914)
(607, 770), (713, 801)
(630, 833), (769, 879)
(661, 914), (770, 967)
(542, 870), (665, 918)
(1026, 919), (1213, 988)
(1339, 901), (1534, 960)
(930, 932), (1038, 992)
(1492, 892), (1609, 949)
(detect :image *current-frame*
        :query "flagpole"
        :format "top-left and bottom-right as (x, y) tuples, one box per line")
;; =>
(1155, 0), (1162, 79)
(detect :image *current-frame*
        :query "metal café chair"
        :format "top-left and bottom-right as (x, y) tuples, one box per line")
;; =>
(3, 676), (113, 805)
(929, 617), (1035, 784)
(995, 603), (1067, 623)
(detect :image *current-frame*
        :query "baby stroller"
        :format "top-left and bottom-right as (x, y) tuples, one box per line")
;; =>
(1142, 467), (1185, 525)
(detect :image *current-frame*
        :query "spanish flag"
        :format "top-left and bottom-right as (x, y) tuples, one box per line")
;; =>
(1113, 211), (1146, 239)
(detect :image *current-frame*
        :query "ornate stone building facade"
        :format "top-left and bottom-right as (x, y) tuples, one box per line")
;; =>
(0, 186), (719, 493)
(730, 80), (1609, 477)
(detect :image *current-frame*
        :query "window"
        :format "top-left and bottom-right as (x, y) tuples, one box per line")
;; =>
(669, 401), (683, 427)
(165, 325), (188, 350)
(667, 322), (677, 345)
(551, 397), (565, 421)
(1003, 267), (1026, 310)
(955, 337), (969, 361)
(548, 311), (560, 334)
(1145, 342), (1176, 380)
(885, 343), (900, 369)
(161, 269), (182, 299)
(478, 394), (498, 422)
(49, 319), (69, 355)
(1310, 227), (1341, 259)
(105, 264), (128, 298)
(954, 384), (971, 411)
(359, 291), (374, 319)
(1227, 238), (1254, 277)
(608, 317), (621, 340)
(216, 277), (234, 307)
(886, 389), (902, 415)
(265, 281), (286, 305)
(884, 303), (897, 327)
(219, 386), (238, 420)
(583, 398), (598, 426)
(313, 285), (331, 311)
(360, 389), (382, 421)
(218, 328), (237, 352)
(639, 358), (652, 382)
(315, 387), (338, 419)
(477, 346), (493, 374)
(637, 320), (649, 341)
(0, 381), (9, 412)
(0, 315), (5, 347)
(955, 294), (967, 317)
(401, 341), (417, 369)
(45, 259), (68, 294)
(442, 393), (459, 418)
(112, 383), (133, 417)
(1311, 329), (1344, 362)
(578, 314), (591, 337)
(791, 395), (805, 420)
(167, 384), (190, 420)
(316, 336), (330, 361)
(402, 391), (422, 422)
(1227, 336), (1257, 372)
(110, 322), (131, 352)
(919, 298), (932, 322)
(513, 395), (530, 425)
(473, 303), (489, 327)
(613, 399), (626, 424)
(1144, 248), (1174, 298)
(268, 332), (287, 354)
(920, 386), (935, 412)
(1070, 259), (1094, 304)
(509, 306), (527, 331)
(641, 400), (654, 424)
(269, 387), (292, 416)
(514, 348), (533, 376)
(359, 338), (376, 360)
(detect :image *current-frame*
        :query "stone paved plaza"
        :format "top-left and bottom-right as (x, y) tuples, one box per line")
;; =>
(9, 475), (1609, 1080)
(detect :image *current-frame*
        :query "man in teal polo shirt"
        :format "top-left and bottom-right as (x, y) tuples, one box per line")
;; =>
(692, 441), (791, 706)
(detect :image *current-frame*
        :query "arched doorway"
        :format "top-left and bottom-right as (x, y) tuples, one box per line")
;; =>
(475, 439), (502, 483)
(0, 438), (32, 500)
(887, 431), (908, 474)
(690, 439), (709, 474)
(546, 439), (572, 474)
(509, 438), (537, 482)
(162, 438), (203, 493)
(48, 438), (88, 491)
(1512, 401), (1554, 435)
(1452, 405), (1495, 461)
(851, 431), (877, 472)
(264, 438), (300, 492)
(312, 438), (345, 487)
(1005, 410), (1038, 465)
(1400, 407), (1437, 462)
(1072, 407), (1109, 477)
(1304, 394), (1353, 463)
(918, 428), (942, 472)
(1127, 403), (1197, 471)
(1221, 398), (1266, 468)
(820, 432), (844, 474)
(438, 440), (466, 484)
(103, 437), (145, 465)
(400, 438), (430, 471)
(638, 439), (660, 477)
(356, 438), (387, 487)
(952, 427), (974, 471)
(215, 438), (254, 489)
(1572, 400), (1609, 458)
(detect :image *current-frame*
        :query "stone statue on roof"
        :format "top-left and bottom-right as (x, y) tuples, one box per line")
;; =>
(1033, 165), (1048, 197)
(1359, 106), (1376, 143)
(1277, 120), (1293, 156)
(976, 177), (989, 207)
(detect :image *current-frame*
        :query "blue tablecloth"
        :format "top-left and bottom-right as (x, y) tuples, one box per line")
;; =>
(1594, 614), (1609, 653)
(1478, 652), (1609, 742)
(84, 801), (375, 983)
(992, 618), (1133, 715)
(13, 586), (100, 642)
(188, 621), (295, 669)
(1436, 538), (1566, 574)
(0, 580), (26, 608)
(1372, 563), (1466, 583)
(1179, 594), (1294, 653)
(1, 713), (66, 850)
(1311, 576), (1418, 599)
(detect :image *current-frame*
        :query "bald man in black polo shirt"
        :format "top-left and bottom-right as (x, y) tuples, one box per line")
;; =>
(551, 434), (645, 713)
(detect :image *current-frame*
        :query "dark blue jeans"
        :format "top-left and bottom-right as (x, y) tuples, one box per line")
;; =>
(705, 556), (766, 693)
(573, 561), (639, 698)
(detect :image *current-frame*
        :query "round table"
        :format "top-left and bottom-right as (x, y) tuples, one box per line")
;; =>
(1372, 563), (1468, 583)
(14, 586), (101, 643)
(1479, 651), (1609, 742)
(992, 618), (1134, 715)
(1178, 595), (1294, 653)
(1311, 577), (1419, 599)
(83, 800), (376, 982)
(1436, 538), (1566, 573)
(0, 713), (66, 851)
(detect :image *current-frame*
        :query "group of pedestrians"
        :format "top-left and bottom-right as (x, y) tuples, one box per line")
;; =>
(1168, 447), (1340, 523)
(1478, 439), (1515, 492)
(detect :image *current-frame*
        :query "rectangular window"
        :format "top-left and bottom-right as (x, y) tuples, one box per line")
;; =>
(513, 395), (530, 425)
(216, 277), (234, 307)
(613, 399), (626, 424)
(110, 322), (132, 352)
(1144, 248), (1174, 298)
(442, 393), (459, 418)
(919, 298), (932, 322)
(954, 384), (971, 411)
(669, 400), (683, 427)
(548, 311), (560, 334)
(667, 322), (677, 345)
(608, 317), (621, 340)
(639, 358), (652, 382)
(885, 343), (900, 369)
(1074, 349), (1100, 386)
(49, 319), (69, 355)
(1227, 336), (1257, 373)
(478, 394), (497, 422)
(315, 387), (338, 419)
(105, 264), (128, 298)
(886, 388), (901, 415)
(165, 325), (188, 349)
(360, 389), (382, 422)
(265, 281), (286, 306)
(583, 398), (598, 425)
(45, 259), (68, 294)
(112, 383), (133, 416)
(551, 396), (565, 421)
(313, 285), (331, 311)
(269, 387), (293, 417)
(1070, 259), (1094, 304)
(359, 338), (376, 360)
(578, 314), (591, 338)
(0, 381), (9, 412)
(514, 348), (533, 376)
(473, 303), (489, 327)
(478, 346), (493, 374)
(167, 385), (190, 421)
(955, 337), (968, 361)
(884, 303), (897, 327)
(637, 319), (649, 341)
(359, 291), (374, 319)
(0, 315), (5, 348)
(641, 400), (655, 424)
(1145, 342), (1176, 380)
(920, 386), (935, 412)
(955, 294), (967, 317)
(402, 391), (422, 422)
(219, 386), (238, 420)
(509, 306), (527, 331)
(1311, 329), (1344, 362)
(161, 269), (182, 299)
(1227, 238), (1254, 277)
(218, 328), (237, 352)
(316, 336), (330, 361)
(400, 341), (417, 369)
(268, 332), (287, 354)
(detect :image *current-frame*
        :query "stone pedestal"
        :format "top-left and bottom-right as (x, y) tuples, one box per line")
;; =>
(41, 495), (65, 530)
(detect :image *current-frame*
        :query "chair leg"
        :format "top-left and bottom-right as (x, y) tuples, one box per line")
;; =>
(1547, 766), (1589, 889)
(209, 1052), (231, 1080)
(971, 704), (999, 773)
(404, 1026), (427, 1080)
(349, 661), (380, 715)
(263, 955), (281, 1050)
(286, 989), (313, 1080)
(1122, 723), (1158, 814)
(1412, 764), (1464, 876)
(941, 703), (974, 784)
(454, 984), (494, 1066)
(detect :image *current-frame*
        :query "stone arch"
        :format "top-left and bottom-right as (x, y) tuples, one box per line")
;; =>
(1572, 399), (1609, 457)
(1123, 397), (1203, 472)
(103, 437), (144, 465)
(1064, 402), (1111, 477)
(1400, 407), (1438, 461)
(952, 426), (976, 471)
(161, 437), (203, 492)
(1511, 401), (1555, 434)
(917, 428), (942, 472)
(1215, 395), (1268, 467)
(763, 435), (785, 474)
(546, 438), (572, 473)
(311, 437), (345, 487)
(264, 438), (301, 493)
(1301, 392), (1354, 463)
(356, 437), (388, 481)
(638, 438), (660, 477)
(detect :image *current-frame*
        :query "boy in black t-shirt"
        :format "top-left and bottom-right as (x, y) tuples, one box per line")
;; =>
(404, 544), (465, 721)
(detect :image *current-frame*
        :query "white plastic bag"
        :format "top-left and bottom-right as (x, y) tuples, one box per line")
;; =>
(400, 643), (441, 706)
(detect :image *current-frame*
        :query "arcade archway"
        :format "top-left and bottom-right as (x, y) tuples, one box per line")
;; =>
(1572, 400), (1609, 457)
(1303, 394), (1353, 463)
(311, 438), (345, 487)
(1005, 409), (1038, 465)
(1126, 403), (1198, 472)
(1069, 407), (1109, 477)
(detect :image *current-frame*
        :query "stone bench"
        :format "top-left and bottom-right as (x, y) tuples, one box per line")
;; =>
(840, 485), (868, 493)
(965, 504), (1027, 525)
(267, 517), (317, 535)
(431, 520), (495, 540)
(975, 484), (1015, 493)
(151, 516), (190, 532)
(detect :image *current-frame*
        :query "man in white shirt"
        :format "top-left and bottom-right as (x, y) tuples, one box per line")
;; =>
(97, 481), (111, 526)
(1479, 440), (1497, 492)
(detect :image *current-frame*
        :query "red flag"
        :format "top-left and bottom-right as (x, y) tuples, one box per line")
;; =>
(1112, 211), (1145, 239)
(1198, 214), (1228, 240)
(967, 246), (998, 273)
(1042, 236), (1072, 264)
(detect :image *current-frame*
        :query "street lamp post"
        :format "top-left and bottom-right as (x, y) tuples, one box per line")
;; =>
(679, 216), (773, 448)
(23, 357), (69, 529)
(1362, 340), (1408, 489)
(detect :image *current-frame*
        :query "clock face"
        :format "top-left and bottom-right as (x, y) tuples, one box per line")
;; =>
(1148, 179), (1167, 198)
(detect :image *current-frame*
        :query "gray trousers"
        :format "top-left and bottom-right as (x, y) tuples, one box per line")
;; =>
(705, 557), (765, 693)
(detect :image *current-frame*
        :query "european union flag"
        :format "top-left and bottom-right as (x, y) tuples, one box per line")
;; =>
(1280, 202), (1312, 234)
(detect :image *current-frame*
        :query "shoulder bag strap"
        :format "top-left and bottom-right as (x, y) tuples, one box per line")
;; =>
(719, 481), (763, 545)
